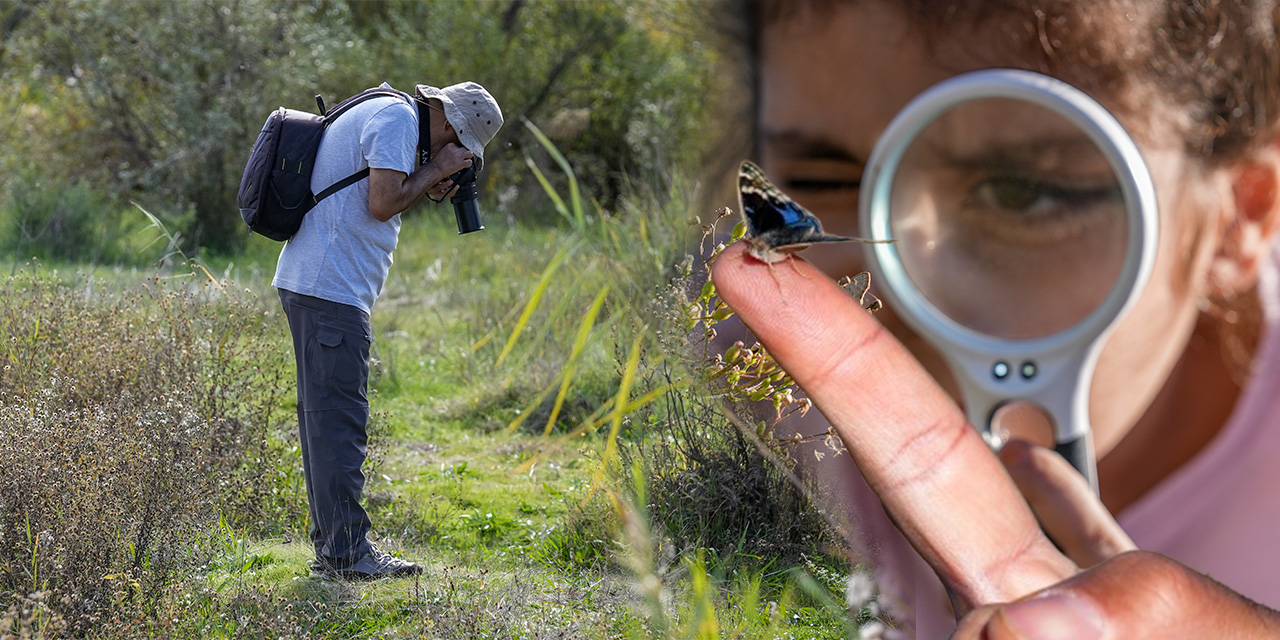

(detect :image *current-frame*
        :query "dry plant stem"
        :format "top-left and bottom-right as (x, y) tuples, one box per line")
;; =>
(711, 241), (1076, 612)
(718, 403), (856, 546)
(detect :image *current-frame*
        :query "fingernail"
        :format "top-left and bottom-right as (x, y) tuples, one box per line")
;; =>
(996, 592), (1104, 640)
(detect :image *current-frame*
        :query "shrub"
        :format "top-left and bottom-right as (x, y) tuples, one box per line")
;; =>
(622, 360), (840, 570)
(613, 214), (846, 576)
(0, 174), (122, 264)
(0, 591), (66, 640)
(0, 265), (294, 634)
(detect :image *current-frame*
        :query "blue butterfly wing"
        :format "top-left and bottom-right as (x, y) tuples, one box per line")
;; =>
(738, 160), (848, 251)
(735, 162), (889, 295)
(739, 183), (821, 240)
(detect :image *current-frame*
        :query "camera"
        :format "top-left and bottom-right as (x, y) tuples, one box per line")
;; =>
(449, 161), (483, 234)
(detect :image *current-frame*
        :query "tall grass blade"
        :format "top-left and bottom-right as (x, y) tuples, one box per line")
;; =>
(469, 298), (526, 353)
(687, 553), (721, 640)
(504, 284), (609, 436)
(543, 285), (610, 436)
(609, 463), (671, 639)
(523, 118), (585, 230)
(505, 373), (563, 433)
(792, 570), (860, 638)
(583, 330), (644, 507)
(525, 155), (572, 226)
(499, 272), (590, 389)
(496, 243), (573, 367)
(133, 201), (186, 265)
(133, 201), (222, 286)
(514, 379), (678, 473)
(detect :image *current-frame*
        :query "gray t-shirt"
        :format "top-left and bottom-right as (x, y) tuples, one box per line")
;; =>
(273, 85), (418, 313)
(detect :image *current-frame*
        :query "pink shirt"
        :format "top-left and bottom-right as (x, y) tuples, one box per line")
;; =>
(859, 243), (1280, 638)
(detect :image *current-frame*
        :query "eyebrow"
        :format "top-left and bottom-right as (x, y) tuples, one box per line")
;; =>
(924, 137), (1107, 174)
(762, 129), (866, 165)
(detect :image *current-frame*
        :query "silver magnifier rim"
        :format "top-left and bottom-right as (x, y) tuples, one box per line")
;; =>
(859, 68), (1159, 355)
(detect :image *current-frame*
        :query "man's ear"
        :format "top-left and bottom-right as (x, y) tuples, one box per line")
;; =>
(1208, 139), (1280, 296)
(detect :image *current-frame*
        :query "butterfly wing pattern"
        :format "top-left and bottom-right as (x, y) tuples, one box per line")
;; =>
(737, 160), (855, 263)
(737, 160), (882, 313)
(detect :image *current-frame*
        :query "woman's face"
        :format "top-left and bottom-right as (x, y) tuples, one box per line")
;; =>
(758, 2), (1226, 455)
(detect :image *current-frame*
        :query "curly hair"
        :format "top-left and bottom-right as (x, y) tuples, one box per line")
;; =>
(728, 0), (1280, 167)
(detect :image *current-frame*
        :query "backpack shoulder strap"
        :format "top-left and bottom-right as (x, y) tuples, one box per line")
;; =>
(313, 167), (371, 204)
(322, 87), (410, 124)
(309, 87), (413, 205)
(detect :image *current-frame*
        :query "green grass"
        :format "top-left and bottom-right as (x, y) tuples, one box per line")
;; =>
(0, 191), (870, 639)
(196, 211), (637, 636)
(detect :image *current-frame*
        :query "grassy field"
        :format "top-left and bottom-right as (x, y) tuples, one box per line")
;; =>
(0, 185), (874, 639)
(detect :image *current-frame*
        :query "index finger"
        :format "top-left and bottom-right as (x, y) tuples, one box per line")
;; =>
(711, 241), (1075, 609)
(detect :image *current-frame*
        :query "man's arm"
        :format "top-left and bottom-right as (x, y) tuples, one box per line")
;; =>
(367, 143), (473, 222)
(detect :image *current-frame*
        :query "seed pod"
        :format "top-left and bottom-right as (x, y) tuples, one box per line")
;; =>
(724, 341), (743, 362)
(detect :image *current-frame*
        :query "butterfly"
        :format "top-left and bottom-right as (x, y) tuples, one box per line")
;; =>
(737, 160), (884, 313)
(738, 160), (878, 263)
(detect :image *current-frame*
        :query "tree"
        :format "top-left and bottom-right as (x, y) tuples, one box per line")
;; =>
(1, 0), (720, 256)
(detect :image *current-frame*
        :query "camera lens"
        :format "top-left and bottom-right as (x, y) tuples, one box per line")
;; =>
(450, 166), (483, 234)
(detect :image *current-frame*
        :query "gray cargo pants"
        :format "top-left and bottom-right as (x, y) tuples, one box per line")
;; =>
(278, 288), (374, 566)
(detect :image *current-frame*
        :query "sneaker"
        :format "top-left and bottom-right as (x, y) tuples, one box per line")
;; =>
(311, 548), (422, 581)
(308, 557), (327, 577)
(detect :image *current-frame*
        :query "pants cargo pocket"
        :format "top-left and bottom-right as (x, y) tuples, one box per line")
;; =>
(313, 326), (369, 409)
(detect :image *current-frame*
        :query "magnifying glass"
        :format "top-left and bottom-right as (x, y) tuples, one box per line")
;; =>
(859, 69), (1159, 493)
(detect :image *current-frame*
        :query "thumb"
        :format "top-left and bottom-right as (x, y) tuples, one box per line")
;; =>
(997, 439), (1134, 568)
(964, 551), (1280, 640)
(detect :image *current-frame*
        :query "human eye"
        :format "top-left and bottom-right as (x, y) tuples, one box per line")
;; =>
(760, 132), (864, 204)
(961, 175), (1122, 243)
(970, 176), (1118, 214)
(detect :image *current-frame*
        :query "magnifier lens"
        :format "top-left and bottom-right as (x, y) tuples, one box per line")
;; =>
(888, 98), (1129, 340)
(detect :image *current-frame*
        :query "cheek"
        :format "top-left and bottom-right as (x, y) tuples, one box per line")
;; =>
(1087, 157), (1221, 453)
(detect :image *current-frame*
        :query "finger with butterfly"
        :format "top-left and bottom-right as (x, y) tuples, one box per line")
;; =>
(738, 160), (889, 264)
(736, 160), (890, 311)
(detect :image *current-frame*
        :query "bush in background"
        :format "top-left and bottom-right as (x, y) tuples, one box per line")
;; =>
(618, 258), (846, 575)
(0, 168), (157, 266)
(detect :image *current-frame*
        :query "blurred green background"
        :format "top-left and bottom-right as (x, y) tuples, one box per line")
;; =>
(0, 0), (725, 261)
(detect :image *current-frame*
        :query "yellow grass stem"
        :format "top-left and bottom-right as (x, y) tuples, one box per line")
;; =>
(523, 118), (584, 231)
(513, 378), (681, 474)
(499, 272), (590, 390)
(496, 243), (572, 367)
(525, 156), (570, 225)
(582, 330), (644, 508)
(543, 285), (610, 436)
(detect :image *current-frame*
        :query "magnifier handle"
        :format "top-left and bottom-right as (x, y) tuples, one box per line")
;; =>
(1054, 433), (1099, 495)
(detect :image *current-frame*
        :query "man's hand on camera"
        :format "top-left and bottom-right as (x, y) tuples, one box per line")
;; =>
(423, 142), (473, 201)
(426, 179), (455, 201)
(428, 143), (473, 181)
(368, 143), (472, 221)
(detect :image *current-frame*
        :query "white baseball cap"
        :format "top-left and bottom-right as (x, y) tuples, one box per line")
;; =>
(416, 82), (503, 166)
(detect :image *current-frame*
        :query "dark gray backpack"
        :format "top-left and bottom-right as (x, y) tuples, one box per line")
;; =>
(237, 88), (409, 241)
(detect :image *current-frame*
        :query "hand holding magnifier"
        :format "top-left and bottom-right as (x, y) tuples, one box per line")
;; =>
(859, 69), (1160, 492)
